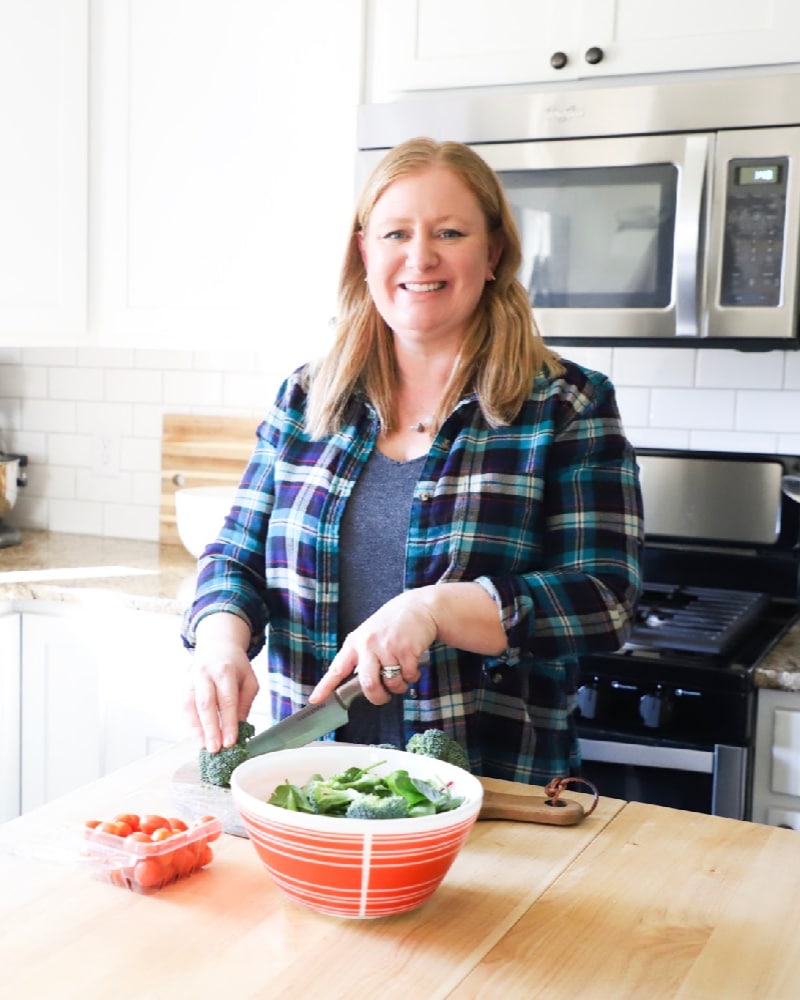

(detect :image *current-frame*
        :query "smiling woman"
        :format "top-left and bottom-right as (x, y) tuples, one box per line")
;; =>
(182, 137), (644, 787)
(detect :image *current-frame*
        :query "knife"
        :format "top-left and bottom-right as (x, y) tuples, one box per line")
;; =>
(245, 675), (364, 757)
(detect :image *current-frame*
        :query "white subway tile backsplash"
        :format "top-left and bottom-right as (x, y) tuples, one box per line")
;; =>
(736, 390), (800, 431)
(48, 365), (105, 402)
(105, 367), (163, 403)
(75, 401), (134, 435)
(0, 345), (798, 543)
(612, 347), (696, 386)
(695, 349), (784, 389)
(650, 388), (736, 429)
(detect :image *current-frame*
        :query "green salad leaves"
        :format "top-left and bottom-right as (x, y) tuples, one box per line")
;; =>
(268, 761), (464, 819)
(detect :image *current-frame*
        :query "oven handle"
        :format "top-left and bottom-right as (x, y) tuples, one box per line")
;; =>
(579, 737), (713, 773)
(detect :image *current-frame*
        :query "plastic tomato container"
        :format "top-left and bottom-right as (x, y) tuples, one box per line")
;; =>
(81, 816), (222, 894)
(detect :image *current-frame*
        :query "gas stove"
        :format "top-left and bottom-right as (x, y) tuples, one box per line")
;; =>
(575, 448), (800, 819)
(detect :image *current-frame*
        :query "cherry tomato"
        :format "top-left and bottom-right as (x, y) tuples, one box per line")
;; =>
(198, 816), (221, 841)
(114, 812), (140, 832)
(123, 831), (152, 852)
(167, 817), (188, 833)
(133, 859), (163, 889)
(150, 827), (173, 842)
(85, 819), (102, 830)
(172, 846), (196, 878)
(113, 821), (133, 838)
(139, 814), (170, 836)
(195, 843), (214, 869)
(96, 821), (121, 837)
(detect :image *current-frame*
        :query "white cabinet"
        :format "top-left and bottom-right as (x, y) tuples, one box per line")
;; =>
(90, 0), (364, 352)
(15, 603), (274, 816)
(366, 0), (800, 99)
(0, 613), (21, 822)
(0, 0), (88, 345)
(752, 688), (800, 829)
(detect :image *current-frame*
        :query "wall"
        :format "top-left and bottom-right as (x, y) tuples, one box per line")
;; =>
(1, 342), (798, 543)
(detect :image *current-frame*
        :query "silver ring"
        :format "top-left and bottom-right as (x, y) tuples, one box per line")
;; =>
(380, 665), (403, 681)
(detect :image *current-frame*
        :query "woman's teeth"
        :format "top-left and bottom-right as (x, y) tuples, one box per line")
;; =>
(403, 282), (445, 292)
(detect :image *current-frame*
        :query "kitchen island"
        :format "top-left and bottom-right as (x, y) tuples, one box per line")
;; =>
(2, 742), (800, 999)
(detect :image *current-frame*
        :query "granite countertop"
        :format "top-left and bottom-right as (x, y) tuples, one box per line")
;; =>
(753, 618), (800, 692)
(0, 530), (199, 615)
(3, 529), (800, 691)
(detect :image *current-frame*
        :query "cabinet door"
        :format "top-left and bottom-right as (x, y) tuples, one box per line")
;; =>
(91, 0), (363, 352)
(367, 0), (800, 97)
(20, 611), (102, 813)
(367, 0), (581, 96)
(0, 0), (87, 345)
(0, 613), (21, 822)
(599, 0), (800, 79)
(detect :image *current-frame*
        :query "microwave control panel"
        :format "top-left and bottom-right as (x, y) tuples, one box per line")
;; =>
(720, 157), (788, 308)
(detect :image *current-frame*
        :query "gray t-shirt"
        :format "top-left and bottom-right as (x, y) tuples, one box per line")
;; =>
(336, 448), (427, 748)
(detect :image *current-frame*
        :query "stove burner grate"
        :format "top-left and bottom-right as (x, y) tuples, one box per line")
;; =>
(627, 584), (770, 656)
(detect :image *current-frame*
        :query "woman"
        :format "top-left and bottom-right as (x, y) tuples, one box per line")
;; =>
(182, 137), (644, 784)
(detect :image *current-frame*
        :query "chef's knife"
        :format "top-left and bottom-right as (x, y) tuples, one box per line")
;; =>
(245, 675), (364, 756)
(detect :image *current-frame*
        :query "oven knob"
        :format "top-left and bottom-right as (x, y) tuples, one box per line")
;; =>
(550, 51), (568, 70)
(577, 681), (599, 720)
(639, 687), (673, 729)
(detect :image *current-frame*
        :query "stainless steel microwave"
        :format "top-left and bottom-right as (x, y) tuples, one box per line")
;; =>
(357, 70), (800, 349)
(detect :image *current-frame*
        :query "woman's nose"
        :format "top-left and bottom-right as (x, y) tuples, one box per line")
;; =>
(405, 235), (438, 270)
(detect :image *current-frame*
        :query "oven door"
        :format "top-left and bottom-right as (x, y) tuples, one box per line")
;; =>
(579, 735), (749, 820)
(474, 133), (712, 343)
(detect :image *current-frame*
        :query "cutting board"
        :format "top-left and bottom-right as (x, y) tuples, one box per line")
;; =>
(160, 413), (256, 546)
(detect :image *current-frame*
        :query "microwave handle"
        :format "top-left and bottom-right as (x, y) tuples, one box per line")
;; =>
(674, 134), (710, 337)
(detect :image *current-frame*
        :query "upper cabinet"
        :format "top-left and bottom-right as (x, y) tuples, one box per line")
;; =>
(90, 0), (364, 351)
(0, 0), (363, 351)
(366, 0), (800, 100)
(0, 0), (88, 345)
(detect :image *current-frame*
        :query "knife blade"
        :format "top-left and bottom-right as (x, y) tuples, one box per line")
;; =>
(245, 675), (364, 757)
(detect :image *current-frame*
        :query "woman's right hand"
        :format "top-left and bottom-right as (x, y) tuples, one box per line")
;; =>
(184, 612), (259, 753)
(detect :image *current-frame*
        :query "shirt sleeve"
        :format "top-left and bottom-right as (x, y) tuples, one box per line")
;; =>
(474, 367), (644, 664)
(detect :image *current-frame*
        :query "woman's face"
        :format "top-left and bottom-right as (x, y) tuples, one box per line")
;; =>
(358, 165), (502, 351)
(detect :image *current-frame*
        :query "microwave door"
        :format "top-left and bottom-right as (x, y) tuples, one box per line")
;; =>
(475, 134), (711, 343)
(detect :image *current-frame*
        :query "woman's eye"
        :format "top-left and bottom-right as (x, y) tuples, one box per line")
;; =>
(381, 230), (407, 240)
(438, 229), (464, 239)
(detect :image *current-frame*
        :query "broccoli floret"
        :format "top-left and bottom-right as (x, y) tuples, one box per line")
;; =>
(405, 729), (471, 772)
(345, 794), (410, 820)
(198, 720), (256, 788)
(306, 779), (358, 815)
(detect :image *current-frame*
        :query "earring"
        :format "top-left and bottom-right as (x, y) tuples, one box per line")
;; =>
(487, 271), (496, 282)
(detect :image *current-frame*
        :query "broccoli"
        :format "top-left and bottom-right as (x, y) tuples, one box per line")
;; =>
(405, 729), (471, 772)
(345, 794), (410, 820)
(198, 720), (256, 788)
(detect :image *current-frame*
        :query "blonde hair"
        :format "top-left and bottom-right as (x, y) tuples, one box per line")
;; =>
(305, 137), (563, 438)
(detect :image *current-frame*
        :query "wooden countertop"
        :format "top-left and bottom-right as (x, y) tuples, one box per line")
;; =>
(0, 742), (621, 1000)
(2, 743), (798, 999)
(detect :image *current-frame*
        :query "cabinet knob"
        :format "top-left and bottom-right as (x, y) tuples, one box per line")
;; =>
(550, 51), (568, 70)
(585, 46), (604, 65)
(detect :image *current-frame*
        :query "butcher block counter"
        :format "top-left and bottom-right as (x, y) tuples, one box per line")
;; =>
(2, 744), (800, 1000)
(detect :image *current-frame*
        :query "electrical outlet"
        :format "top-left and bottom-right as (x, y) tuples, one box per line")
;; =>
(93, 432), (121, 477)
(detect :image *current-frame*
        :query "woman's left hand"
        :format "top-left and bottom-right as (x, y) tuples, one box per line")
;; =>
(309, 590), (439, 705)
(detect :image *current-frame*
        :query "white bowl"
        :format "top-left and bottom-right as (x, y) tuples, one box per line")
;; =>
(174, 486), (237, 558)
(230, 744), (483, 918)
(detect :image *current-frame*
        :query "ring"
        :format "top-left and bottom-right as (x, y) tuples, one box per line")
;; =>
(380, 665), (403, 681)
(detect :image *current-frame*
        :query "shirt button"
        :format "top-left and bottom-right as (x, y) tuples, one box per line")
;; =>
(491, 672), (504, 685)
(419, 491), (432, 502)
(407, 687), (418, 699)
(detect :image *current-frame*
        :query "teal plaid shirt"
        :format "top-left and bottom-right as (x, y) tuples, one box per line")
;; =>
(182, 358), (644, 783)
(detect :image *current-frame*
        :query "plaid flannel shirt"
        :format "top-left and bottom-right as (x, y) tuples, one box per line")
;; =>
(182, 358), (643, 783)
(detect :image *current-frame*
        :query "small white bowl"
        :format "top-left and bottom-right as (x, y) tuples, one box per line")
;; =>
(230, 744), (483, 918)
(174, 486), (236, 558)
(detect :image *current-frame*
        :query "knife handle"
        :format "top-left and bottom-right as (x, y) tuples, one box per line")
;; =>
(333, 675), (366, 710)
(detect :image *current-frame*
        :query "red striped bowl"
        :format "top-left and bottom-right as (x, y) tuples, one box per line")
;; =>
(230, 744), (483, 918)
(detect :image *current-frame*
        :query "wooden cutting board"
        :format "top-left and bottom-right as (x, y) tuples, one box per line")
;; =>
(159, 413), (256, 546)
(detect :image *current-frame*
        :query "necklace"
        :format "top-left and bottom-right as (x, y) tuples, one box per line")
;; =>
(409, 417), (433, 433)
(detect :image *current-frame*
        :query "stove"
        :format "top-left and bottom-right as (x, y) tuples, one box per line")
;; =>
(575, 449), (800, 820)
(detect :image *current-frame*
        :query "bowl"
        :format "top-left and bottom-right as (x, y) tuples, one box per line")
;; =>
(174, 486), (237, 558)
(230, 744), (483, 918)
